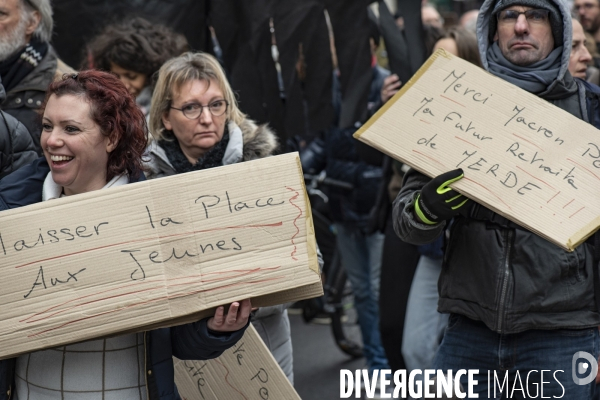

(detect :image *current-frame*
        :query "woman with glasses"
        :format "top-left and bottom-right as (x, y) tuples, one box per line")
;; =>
(145, 52), (278, 179)
(144, 52), (297, 383)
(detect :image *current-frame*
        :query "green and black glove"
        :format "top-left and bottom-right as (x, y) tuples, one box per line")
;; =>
(414, 169), (469, 225)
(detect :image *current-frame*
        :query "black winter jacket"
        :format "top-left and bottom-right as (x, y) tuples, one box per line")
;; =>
(394, 168), (599, 334)
(326, 65), (388, 226)
(325, 126), (383, 226)
(0, 82), (36, 179)
(1, 46), (74, 155)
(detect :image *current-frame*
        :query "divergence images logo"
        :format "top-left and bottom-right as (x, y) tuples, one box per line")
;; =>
(572, 351), (598, 385)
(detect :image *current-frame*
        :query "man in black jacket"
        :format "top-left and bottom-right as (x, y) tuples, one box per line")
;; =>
(0, 78), (36, 179)
(393, 0), (600, 397)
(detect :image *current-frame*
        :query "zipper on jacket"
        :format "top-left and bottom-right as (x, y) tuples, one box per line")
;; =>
(496, 229), (513, 333)
(144, 332), (150, 400)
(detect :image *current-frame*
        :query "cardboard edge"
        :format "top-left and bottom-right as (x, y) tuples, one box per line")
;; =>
(353, 48), (451, 140)
(173, 324), (301, 400)
(294, 154), (320, 275)
(458, 190), (581, 252)
(567, 216), (600, 251)
(141, 283), (324, 332)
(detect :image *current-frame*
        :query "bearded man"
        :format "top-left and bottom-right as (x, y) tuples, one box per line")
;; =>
(0, 0), (73, 155)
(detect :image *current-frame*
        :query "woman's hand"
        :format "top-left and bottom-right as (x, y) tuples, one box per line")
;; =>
(381, 74), (402, 104)
(207, 299), (252, 332)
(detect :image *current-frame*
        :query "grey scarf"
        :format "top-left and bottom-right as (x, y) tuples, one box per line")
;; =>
(486, 42), (563, 94)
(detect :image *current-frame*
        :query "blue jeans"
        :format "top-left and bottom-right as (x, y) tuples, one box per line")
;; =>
(434, 314), (600, 399)
(402, 255), (448, 371)
(334, 223), (389, 372)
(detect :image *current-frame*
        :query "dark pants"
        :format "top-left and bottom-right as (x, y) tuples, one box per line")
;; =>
(434, 314), (600, 399)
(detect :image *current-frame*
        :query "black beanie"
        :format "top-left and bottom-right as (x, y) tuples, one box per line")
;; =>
(488, 0), (563, 46)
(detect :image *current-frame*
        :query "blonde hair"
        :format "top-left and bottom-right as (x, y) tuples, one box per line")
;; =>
(149, 52), (245, 141)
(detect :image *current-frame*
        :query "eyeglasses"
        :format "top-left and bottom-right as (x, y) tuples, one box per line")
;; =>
(170, 99), (229, 119)
(497, 9), (550, 25)
(574, 3), (599, 11)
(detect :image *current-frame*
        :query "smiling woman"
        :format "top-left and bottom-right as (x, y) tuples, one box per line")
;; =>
(40, 71), (147, 196)
(0, 70), (252, 400)
(42, 94), (116, 194)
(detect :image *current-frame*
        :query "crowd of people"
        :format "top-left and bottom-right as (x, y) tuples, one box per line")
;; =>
(0, 0), (599, 398)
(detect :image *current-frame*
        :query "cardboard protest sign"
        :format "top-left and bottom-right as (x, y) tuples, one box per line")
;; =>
(0, 153), (321, 359)
(354, 49), (600, 251)
(174, 324), (300, 400)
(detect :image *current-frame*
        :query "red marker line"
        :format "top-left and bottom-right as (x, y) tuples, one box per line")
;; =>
(569, 207), (585, 219)
(199, 266), (280, 276)
(170, 270), (261, 286)
(512, 133), (543, 151)
(547, 191), (560, 204)
(14, 222), (283, 269)
(20, 278), (165, 322)
(420, 119), (431, 125)
(412, 150), (446, 167)
(454, 136), (480, 149)
(23, 286), (163, 324)
(563, 199), (575, 209)
(463, 177), (512, 210)
(286, 187), (302, 261)
(27, 277), (284, 337)
(515, 166), (555, 190)
(440, 94), (466, 107)
(566, 158), (600, 181)
(214, 360), (249, 400)
(22, 267), (282, 323)
(168, 267), (281, 287)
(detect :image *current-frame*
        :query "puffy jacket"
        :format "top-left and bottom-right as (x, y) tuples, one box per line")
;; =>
(144, 119), (278, 179)
(392, 0), (600, 335)
(0, 81), (36, 179)
(0, 158), (247, 400)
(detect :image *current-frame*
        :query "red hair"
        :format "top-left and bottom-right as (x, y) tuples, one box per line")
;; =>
(41, 70), (147, 180)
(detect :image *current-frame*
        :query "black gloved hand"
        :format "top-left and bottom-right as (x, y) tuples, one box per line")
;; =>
(414, 169), (469, 224)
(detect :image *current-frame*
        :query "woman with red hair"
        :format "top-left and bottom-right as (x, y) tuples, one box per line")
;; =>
(0, 70), (250, 400)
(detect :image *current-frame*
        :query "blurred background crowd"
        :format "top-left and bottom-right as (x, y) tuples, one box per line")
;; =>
(3, 0), (600, 398)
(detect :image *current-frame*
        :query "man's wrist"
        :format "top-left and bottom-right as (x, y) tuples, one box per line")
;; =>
(414, 195), (439, 225)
